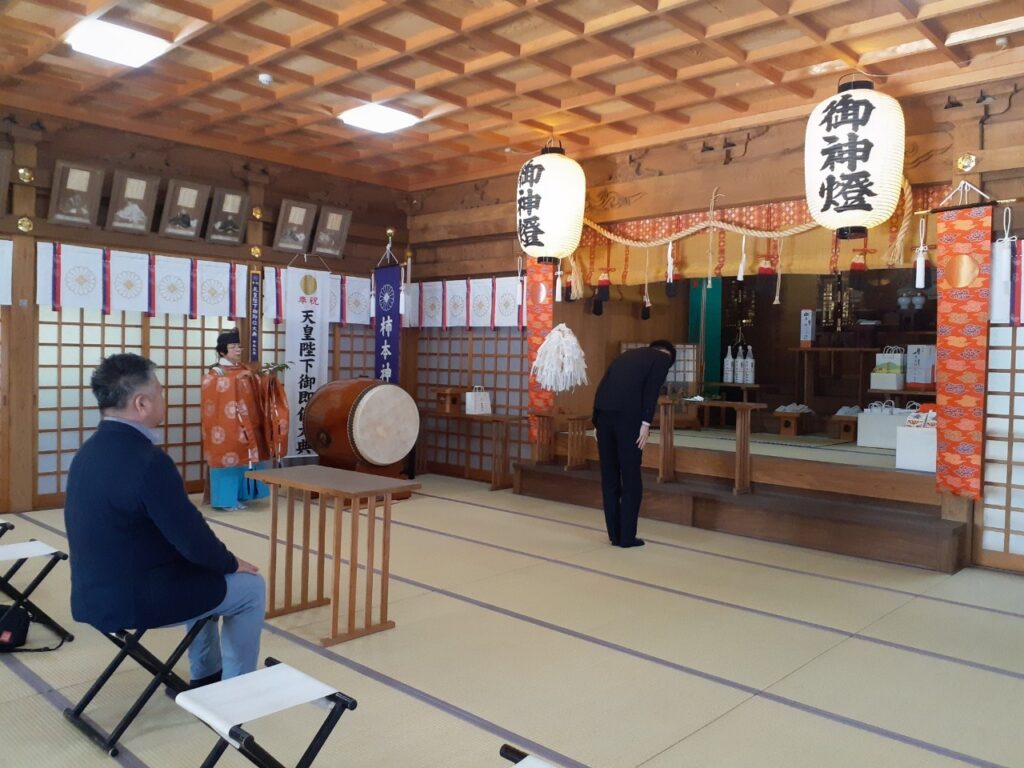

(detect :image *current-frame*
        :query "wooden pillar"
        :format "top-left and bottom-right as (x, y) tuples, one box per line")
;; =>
(941, 491), (974, 569)
(4, 125), (42, 512)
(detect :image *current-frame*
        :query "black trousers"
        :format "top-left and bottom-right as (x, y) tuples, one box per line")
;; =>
(594, 410), (643, 545)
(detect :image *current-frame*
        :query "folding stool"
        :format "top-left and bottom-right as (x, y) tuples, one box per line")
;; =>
(500, 744), (556, 767)
(175, 657), (357, 768)
(63, 615), (214, 756)
(0, 521), (75, 646)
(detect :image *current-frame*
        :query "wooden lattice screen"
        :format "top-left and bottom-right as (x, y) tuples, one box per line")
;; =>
(331, 324), (375, 380)
(978, 325), (1024, 571)
(415, 327), (530, 482)
(36, 308), (145, 506)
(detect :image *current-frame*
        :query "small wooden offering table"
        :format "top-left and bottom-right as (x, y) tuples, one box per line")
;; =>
(246, 465), (420, 647)
(695, 401), (767, 494)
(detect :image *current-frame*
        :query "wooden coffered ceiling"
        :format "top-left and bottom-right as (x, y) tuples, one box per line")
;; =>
(1, 0), (1023, 192)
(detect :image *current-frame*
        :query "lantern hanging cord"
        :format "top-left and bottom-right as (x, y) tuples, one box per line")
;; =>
(885, 178), (914, 267)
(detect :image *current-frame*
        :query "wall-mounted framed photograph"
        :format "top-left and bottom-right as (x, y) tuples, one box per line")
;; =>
(47, 159), (106, 227)
(206, 187), (249, 245)
(105, 169), (160, 234)
(312, 205), (353, 257)
(272, 199), (318, 253)
(158, 179), (211, 240)
(0, 148), (11, 216)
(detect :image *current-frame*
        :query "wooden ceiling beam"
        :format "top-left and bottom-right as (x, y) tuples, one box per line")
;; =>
(891, 0), (968, 67)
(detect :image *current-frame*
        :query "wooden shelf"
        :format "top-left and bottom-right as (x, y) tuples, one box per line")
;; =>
(704, 382), (761, 389)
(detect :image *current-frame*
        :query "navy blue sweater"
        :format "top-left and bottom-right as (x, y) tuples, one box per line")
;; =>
(64, 419), (239, 632)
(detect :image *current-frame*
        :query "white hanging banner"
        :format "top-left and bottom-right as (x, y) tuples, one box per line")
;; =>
(195, 259), (232, 317)
(343, 275), (370, 325)
(0, 240), (12, 306)
(493, 276), (521, 328)
(231, 264), (248, 318)
(403, 282), (419, 328)
(153, 254), (193, 316)
(108, 250), (150, 314)
(444, 279), (467, 329)
(328, 273), (342, 324)
(469, 278), (493, 328)
(262, 266), (284, 324)
(55, 244), (105, 311)
(420, 281), (443, 328)
(284, 267), (330, 458)
(36, 242), (53, 306)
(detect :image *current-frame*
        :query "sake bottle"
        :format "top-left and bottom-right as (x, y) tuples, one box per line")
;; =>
(735, 346), (746, 384)
(723, 346), (735, 384)
(744, 346), (756, 384)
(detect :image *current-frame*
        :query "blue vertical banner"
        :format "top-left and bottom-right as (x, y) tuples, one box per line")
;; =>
(248, 270), (262, 363)
(374, 264), (402, 383)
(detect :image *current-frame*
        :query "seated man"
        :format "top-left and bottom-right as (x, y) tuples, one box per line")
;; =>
(64, 353), (265, 684)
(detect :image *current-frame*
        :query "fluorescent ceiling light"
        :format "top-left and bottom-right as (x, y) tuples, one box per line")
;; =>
(339, 104), (419, 133)
(66, 19), (172, 68)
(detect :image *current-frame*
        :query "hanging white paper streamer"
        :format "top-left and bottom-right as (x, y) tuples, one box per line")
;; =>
(531, 323), (588, 393)
(992, 207), (1015, 324)
(737, 235), (747, 282)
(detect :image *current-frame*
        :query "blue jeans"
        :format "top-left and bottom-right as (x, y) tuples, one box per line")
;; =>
(186, 572), (266, 680)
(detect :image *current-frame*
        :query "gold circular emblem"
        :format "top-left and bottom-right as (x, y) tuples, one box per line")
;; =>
(946, 254), (979, 288)
(17, 216), (33, 232)
(300, 274), (318, 295)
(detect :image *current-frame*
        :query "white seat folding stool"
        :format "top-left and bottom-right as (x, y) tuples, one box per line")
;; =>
(500, 744), (556, 767)
(175, 657), (357, 768)
(0, 521), (75, 647)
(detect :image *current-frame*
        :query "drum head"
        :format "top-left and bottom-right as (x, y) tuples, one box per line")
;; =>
(350, 384), (420, 466)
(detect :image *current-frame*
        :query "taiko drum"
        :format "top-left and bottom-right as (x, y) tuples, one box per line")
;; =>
(302, 379), (420, 474)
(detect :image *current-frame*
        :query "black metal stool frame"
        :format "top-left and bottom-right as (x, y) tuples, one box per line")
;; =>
(0, 522), (75, 645)
(195, 657), (357, 768)
(63, 616), (214, 756)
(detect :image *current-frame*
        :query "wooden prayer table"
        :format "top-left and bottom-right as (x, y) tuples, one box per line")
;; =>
(246, 465), (419, 647)
(695, 401), (767, 494)
(702, 382), (761, 403)
(419, 411), (525, 490)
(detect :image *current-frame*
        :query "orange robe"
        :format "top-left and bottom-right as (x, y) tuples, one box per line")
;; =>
(201, 364), (265, 469)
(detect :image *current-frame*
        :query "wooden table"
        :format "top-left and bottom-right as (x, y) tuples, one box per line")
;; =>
(703, 382), (761, 402)
(246, 465), (420, 647)
(694, 401), (767, 494)
(419, 411), (524, 490)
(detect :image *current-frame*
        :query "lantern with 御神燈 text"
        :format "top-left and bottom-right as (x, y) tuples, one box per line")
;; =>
(804, 80), (904, 240)
(516, 143), (586, 260)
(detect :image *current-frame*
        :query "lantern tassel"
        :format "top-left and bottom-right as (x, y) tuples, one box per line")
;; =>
(737, 235), (747, 282)
(531, 323), (588, 393)
(570, 255), (584, 301)
(596, 271), (610, 302)
(554, 264), (563, 303)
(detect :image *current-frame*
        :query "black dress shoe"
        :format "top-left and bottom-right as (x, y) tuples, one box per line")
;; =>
(619, 538), (645, 548)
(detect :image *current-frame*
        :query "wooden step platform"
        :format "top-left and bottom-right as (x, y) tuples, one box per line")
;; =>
(514, 463), (964, 573)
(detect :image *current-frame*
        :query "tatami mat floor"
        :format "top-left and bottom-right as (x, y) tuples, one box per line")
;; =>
(4, 475), (1024, 767)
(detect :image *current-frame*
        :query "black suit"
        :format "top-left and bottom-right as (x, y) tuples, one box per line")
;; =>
(592, 347), (674, 545)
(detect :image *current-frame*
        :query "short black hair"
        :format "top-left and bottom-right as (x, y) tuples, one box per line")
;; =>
(90, 353), (156, 412)
(216, 330), (241, 356)
(649, 339), (677, 366)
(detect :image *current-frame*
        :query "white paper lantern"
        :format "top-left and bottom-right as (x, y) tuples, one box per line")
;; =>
(804, 81), (904, 240)
(516, 145), (586, 259)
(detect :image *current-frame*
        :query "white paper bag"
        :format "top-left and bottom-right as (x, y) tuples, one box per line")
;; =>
(465, 385), (492, 415)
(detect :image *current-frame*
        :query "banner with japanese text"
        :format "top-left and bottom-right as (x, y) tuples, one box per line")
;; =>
(374, 265), (402, 383)
(284, 268), (329, 458)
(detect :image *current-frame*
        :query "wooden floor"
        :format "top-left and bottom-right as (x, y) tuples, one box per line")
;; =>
(4, 476), (1022, 767)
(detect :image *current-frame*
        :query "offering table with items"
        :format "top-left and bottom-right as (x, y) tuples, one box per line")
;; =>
(247, 464), (419, 647)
